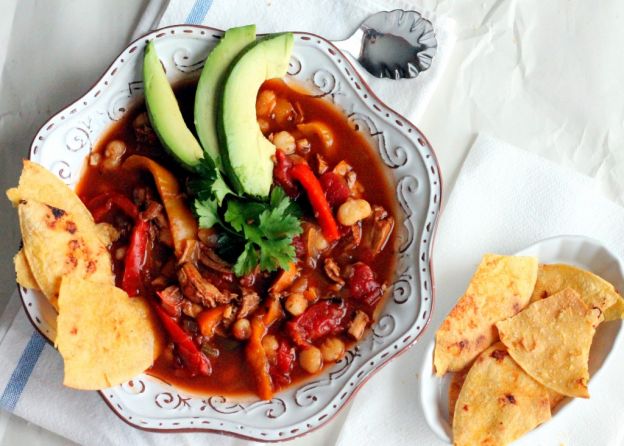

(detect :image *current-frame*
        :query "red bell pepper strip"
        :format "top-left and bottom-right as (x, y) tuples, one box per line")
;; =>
(290, 163), (340, 242)
(153, 302), (212, 376)
(121, 218), (149, 297)
(88, 192), (139, 222)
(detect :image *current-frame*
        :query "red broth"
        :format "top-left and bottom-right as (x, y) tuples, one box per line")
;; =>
(77, 79), (397, 397)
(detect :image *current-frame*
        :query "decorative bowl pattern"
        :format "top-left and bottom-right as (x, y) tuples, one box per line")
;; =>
(20, 25), (441, 441)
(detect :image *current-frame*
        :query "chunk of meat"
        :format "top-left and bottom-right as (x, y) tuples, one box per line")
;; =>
(177, 262), (231, 307)
(199, 245), (232, 273)
(237, 288), (261, 319)
(324, 258), (345, 287)
(348, 310), (370, 340)
(270, 338), (295, 387)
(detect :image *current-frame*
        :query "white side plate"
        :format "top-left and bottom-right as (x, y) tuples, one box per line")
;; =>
(420, 235), (624, 444)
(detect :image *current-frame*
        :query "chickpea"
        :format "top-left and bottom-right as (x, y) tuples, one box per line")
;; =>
(320, 337), (345, 362)
(299, 346), (322, 373)
(273, 131), (296, 154)
(285, 292), (308, 316)
(262, 334), (279, 358)
(256, 90), (276, 118)
(337, 199), (372, 226)
(102, 140), (127, 170)
(232, 318), (251, 340)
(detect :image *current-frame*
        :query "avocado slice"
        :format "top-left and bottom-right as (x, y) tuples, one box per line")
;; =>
(143, 41), (204, 169)
(217, 33), (294, 198)
(194, 25), (256, 164)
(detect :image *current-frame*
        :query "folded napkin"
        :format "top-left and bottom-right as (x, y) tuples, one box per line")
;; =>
(336, 134), (624, 446)
(0, 1), (454, 445)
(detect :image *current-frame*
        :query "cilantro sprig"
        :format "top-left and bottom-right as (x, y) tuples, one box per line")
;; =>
(191, 156), (302, 276)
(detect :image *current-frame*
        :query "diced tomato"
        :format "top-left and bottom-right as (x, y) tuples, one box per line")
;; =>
(270, 339), (295, 387)
(273, 149), (299, 197)
(319, 172), (349, 208)
(348, 262), (382, 307)
(292, 235), (305, 259)
(286, 300), (347, 347)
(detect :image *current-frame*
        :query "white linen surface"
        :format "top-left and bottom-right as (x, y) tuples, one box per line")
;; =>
(337, 134), (624, 446)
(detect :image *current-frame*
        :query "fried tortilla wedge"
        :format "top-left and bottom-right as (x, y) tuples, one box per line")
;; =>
(14, 249), (39, 290)
(448, 368), (469, 425)
(453, 343), (551, 446)
(18, 199), (113, 309)
(497, 288), (599, 398)
(529, 264), (619, 316)
(605, 295), (624, 321)
(434, 254), (538, 376)
(57, 276), (163, 389)
(6, 160), (112, 247)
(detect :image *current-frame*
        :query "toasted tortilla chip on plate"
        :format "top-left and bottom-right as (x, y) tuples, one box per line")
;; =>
(14, 249), (39, 290)
(452, 342), (551, 446)
(56, 276), (163, 390)
(434, 254), (538, 375)
(18, 199), (113, 309)
(497, 288), (599, 398)
(448, 368), (469, 425)
(530, 263), (619, 315)
(604, 295), (624, 321)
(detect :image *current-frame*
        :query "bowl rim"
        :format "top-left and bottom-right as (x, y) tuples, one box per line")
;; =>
(17, 23), (443, 442)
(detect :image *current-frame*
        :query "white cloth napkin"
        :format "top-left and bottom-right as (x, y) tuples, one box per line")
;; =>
(336, 134), (624, 446)
(0, 1), (455, 445)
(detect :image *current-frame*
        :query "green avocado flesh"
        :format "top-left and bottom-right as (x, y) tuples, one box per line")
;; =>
(194, 25), (256, 164)
(218, 33), (294, 198)
(143, 41), (204, 170)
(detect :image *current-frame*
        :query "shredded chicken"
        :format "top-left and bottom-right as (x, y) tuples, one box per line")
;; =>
(368, 205), (395, 257)
(177, 262), (232, 307)
(348, 310), (370, 340)
(178, 239), (200, 266)
(323, 258), (344, 287)
(237, 288), (261, 319)
(181, 299), (204, 318)
(199, 245), (232, 273)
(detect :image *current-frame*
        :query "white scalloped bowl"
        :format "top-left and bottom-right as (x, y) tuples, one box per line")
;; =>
(420, 235), (624, 444)
(19, 25), (441, 441)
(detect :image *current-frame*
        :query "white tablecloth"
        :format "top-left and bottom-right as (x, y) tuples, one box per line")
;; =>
(2, 0), (624, 444)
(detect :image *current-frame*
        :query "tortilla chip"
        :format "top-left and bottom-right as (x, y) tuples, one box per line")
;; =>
(14, 249), (40, 290)
(18, 199), (113, 310)
(605, 295), (624, 321)
(449, 368), (469, 425)
(56, 276), (163, 389)
(530, 264), (619, 315)
(547, 388), (565, 411)
(453, 343), (551, 446)
(434, 254), (538, 376)
(497, 288), (599, 398)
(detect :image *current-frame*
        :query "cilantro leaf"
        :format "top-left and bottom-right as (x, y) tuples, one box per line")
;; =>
(189, 155), (235, 205)
(233, 243), (259, 277)
(194, 198), (220, 229)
